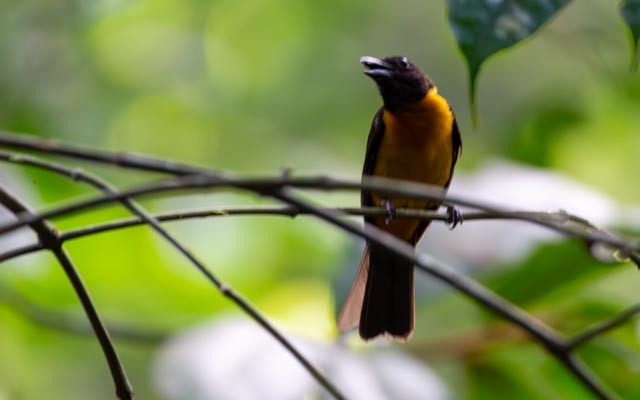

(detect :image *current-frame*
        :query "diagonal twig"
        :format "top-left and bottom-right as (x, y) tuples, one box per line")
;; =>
(567, 303), (640, 350)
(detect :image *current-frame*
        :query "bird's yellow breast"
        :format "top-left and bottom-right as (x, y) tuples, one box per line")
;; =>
(374, 87), (454, 187)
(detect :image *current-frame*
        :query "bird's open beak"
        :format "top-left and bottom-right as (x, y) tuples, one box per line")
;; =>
(360, 56), (393, 78)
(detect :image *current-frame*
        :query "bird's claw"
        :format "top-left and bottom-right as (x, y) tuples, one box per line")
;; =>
(383, 199), (397, 225)
(446, 205), (463, 230)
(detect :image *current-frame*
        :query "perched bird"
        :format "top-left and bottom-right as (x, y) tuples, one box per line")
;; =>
(338, 56), (462, 340)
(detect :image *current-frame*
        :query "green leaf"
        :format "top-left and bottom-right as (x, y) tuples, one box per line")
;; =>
(448, 0), (570, 126)
(486, 241), (610, 306)
(467, 344), (597, 399)
(621, 0), (640, 71)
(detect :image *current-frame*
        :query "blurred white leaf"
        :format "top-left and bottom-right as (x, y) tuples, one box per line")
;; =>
(154, 318), (448, 400)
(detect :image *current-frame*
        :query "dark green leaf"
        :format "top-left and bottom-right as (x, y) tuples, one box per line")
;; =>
(448, 0), (570, 126)
(486, 241), (610, 306)
(621, 0), (640, 71)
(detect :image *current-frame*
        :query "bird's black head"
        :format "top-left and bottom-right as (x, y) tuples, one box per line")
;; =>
(360, 56), (433, 112)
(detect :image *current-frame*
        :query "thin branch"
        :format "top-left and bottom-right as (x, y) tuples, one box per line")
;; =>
(560, 353), (619, 400)
(58, 207), (593, 241)
(0, 242), (44, 263)
(0, 150), (345, 400)
(0, 186), (134, 400)
(0, 206), (594, 264)
(0, 174), (637, 267)
(566, 303), (640, 350)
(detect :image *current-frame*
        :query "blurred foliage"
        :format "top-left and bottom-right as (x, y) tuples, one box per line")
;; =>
(1, 0), (640, 399)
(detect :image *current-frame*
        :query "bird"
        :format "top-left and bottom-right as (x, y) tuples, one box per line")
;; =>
(338, 56), (462, 341)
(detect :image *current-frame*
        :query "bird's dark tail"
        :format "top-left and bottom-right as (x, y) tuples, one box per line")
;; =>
(338, 244), (414, 340)
(360, 243), (414, 340)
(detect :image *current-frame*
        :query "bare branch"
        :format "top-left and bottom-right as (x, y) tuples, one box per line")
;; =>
(0, 186), (134, 400)
(58, 207), (601, 241)
(560, 354), (620, 400)
(0, 242), (43, 263)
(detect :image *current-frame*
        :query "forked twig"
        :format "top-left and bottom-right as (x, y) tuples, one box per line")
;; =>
(0, 186), (134, 400)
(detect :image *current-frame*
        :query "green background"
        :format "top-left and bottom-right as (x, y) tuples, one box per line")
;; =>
(1, 0), (639, 398)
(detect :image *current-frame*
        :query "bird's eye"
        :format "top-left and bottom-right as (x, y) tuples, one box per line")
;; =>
(400, 57), (409, 69)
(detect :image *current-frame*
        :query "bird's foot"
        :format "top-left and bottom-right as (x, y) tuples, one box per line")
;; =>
(383, 199), (397, 225)
(446, 205), (463, 230)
